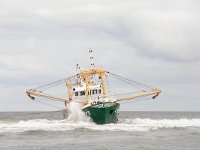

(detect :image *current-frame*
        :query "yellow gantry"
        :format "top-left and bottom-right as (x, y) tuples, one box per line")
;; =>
(80, 69), (107, 97)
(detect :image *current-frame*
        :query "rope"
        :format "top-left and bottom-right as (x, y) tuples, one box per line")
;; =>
(34, 74), (78, 91)
(105, 74), (112, 96)
(107, 72), (154, 90)
(109, 75), (146, 91)
(33, 98), (65, 110)
(0, 98), (64, 120)
(119, 96), (153, 104)
(35, 100), (64, 109)
(113, 91), (143, 97)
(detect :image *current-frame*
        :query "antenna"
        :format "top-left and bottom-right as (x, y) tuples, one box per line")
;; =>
(89, 48), (95, 68)
(76, 59), (80, 70)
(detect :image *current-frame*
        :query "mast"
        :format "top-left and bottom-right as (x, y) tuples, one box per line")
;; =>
(89, 48), (95, 68)
(78, 49), (107, 98)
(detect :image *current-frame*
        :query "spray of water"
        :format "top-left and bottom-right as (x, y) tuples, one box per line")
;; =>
(66, 102), (91, 123)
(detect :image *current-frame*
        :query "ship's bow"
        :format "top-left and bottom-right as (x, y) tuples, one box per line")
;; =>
(83, 102), (120, 124)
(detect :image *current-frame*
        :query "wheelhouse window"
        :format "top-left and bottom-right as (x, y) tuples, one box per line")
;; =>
(98, 89), (101, 94)
(92, 89), (98, 95)
(75, 92), (78, 96)
(80, 91), (85, 96)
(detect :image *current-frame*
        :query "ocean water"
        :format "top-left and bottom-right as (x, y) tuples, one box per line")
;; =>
(0, 111), (200, 150)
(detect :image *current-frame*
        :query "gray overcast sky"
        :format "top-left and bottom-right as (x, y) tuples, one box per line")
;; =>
(0, 0), (200, 111)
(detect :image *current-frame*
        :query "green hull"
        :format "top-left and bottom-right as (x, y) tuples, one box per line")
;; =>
(82, 102), (120, 124)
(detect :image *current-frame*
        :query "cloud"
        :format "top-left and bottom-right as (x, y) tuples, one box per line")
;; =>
(1, 0), (199, 62)
(0, 0), (200, 111)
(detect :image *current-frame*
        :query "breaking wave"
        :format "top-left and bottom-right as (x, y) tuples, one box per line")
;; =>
(0, 118), (200, 133)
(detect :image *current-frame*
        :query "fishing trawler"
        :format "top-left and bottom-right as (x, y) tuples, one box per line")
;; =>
(26, 50), (161, 124)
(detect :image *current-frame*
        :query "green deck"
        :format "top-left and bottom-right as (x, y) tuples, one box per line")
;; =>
(82, 102), (120, 124)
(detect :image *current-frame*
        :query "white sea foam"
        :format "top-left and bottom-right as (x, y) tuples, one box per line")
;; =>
(66, 102), (91, 123)
(0, 118), (200, 133)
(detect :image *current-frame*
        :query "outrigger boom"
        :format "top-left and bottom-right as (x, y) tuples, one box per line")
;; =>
(26, 89), (70, 103)
(26, 69), (161, 105)
(115, 88), (161, 102)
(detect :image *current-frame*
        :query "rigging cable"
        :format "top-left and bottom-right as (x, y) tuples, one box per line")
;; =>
(107, 72), (154, 90)
(119, 96), (153, 105)
(105, 74), (112, 96)
(34, 74), (78, 91)
(112, 91), (144, 97)
(108, 75), (148, 91)
(33, 98), (65, 110)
